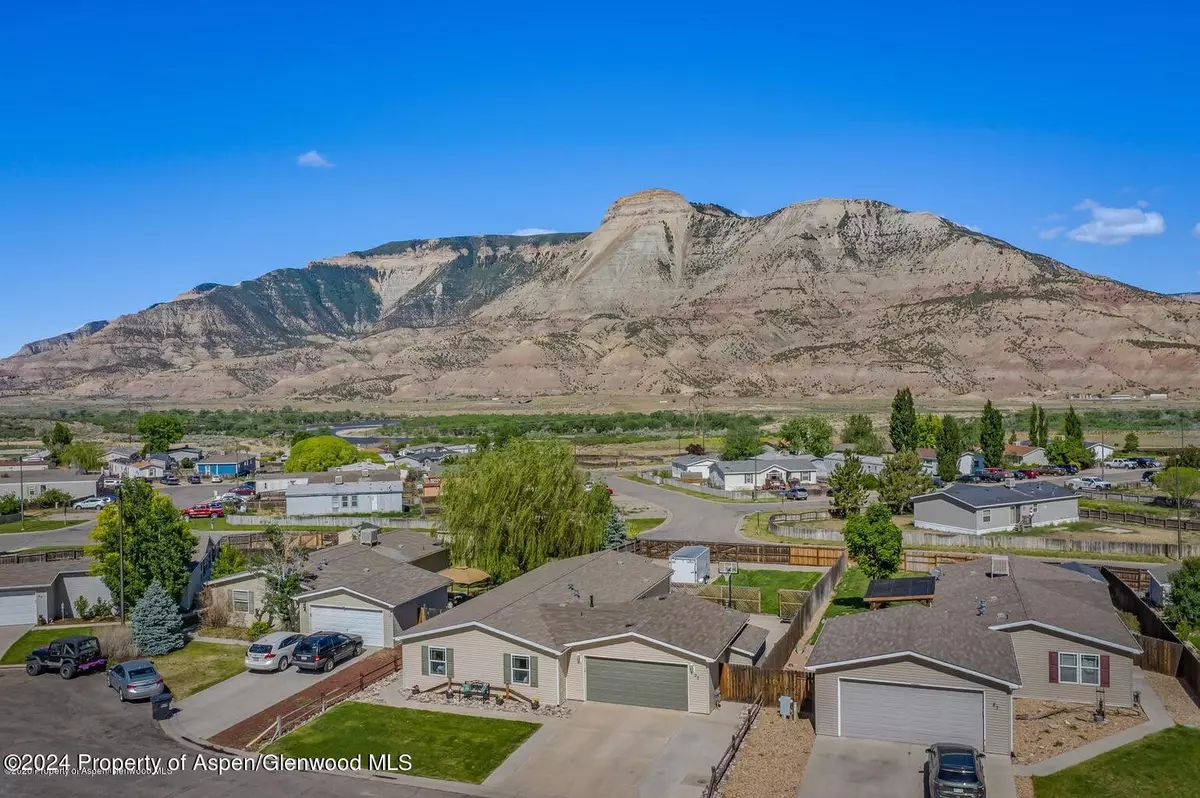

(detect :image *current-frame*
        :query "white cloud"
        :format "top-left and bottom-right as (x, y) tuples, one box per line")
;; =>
(1065, 199), (1165, 245)
(296, 150), (333, 168)
(1136, 200), (1150, 208)
(964, 223), (982, 232)
(1038, 226), (1066, 240)
(512, 227), (556, 236)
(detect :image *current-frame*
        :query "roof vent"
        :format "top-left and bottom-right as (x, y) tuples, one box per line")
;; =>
(976, 599), (986, 616)
(624, 622), (635, 628)
(989, 555), (1010, 577)
(334, 475), (344, 485)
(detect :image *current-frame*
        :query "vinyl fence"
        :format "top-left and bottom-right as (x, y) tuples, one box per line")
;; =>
(770, 515), (1198, 559)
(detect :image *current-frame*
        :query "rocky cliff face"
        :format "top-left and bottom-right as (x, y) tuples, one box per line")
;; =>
(15, 320), (109, 357)
(4, 189), (1200, 401)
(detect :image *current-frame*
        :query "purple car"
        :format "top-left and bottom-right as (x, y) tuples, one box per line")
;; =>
(25, 634), (107, 679)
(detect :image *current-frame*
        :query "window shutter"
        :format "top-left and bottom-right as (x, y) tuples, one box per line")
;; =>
(503, 653), (511, 684)
(1100, 655), (1110, 687)
(446, 648), (454, 679)
(1048, 651), (1059, 683)
(421, 645), (429, 676)
(530, 656), (538, 688)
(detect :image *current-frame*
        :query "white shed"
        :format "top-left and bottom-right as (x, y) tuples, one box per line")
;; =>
(668, 546), (710, 584)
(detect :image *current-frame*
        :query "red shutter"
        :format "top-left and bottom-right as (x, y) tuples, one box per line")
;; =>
(1101, 655), (1110, 687)
(1048, 651), (1059, 683)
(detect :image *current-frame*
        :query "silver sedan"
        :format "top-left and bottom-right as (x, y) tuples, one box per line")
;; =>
(107, 659), (166, 701)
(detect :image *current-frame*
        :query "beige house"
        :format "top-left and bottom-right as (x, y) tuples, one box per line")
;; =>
(397, 550), (767, 714)
(806, 556), (1140, 755)
(204, 527), (451, 647)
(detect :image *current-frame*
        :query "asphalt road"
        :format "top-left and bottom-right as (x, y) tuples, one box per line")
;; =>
(0, 668), (473, 798)
(611, 475), (763, 542)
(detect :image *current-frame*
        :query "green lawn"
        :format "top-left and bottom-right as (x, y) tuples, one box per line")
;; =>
(808, 567), (922, 644)
(265, 702), (540, 783)
(714, 569), (821, 616)
(626, 517), (665, 536)
(152, 642), (247, 698)
(0, 518), (86, 533)
(1, 626), (96, 664)
(1033, 726), (1200, 797)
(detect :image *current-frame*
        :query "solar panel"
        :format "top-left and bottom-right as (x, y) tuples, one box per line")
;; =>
(863, 576), (937, 601)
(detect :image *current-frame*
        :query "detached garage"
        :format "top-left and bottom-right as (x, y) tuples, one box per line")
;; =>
(306, 601), (387, 647)
(0, 557), (112, 626)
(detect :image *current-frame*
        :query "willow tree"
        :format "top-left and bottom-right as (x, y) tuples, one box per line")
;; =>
(443, 439), (612, 581)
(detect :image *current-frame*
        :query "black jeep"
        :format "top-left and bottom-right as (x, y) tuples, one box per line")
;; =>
(25, 634), (107, 679)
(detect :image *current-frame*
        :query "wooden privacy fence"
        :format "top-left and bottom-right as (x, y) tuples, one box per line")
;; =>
(702, 695), (761, 798)
(778, 589), (810, 619)
(902, 550), (978, 573)
(1132, 633), (1186, 675)
(720, 665), (813, 707)
(632, 538), (843, 568)
(1108, 566), (1151, 593)
(672, 583), (762, 614)
(0, 547), (85, 564)
(1080, 508), (1200, 537)
(222, 529), (340, 551)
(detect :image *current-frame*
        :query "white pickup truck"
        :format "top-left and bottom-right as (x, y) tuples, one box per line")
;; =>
(1067, 476), (1112, 491)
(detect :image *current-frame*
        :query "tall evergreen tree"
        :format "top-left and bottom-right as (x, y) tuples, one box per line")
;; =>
(1064, 405), (1084, 443)
(936, 415), (963, 482)
(841, 414), (874, 444)
(877, 450), (934, 514)
(131, 579), (185, 656)
(603, 508), (629, 550)
(889, 388), (917, 452)
(980, 400), (1005, 468)
(828, 454), (867, 518)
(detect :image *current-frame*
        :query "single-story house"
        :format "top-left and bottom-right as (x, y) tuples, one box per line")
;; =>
(670, 454), (718, 480)
(807, 556), (1141, 754)
(334, 460), (390, 472)
(916, 448), (939, 476)
(114, 460), (164, 480)
(256, 470), (405, 495)
(398, 550), (768, 714)
(912, 482), (1079, 535)
(0, 556), (112, 625)
(103, 446), (140, 466)
(194, 454), (257, 478)
(1085, 441), (1116, 461)
(146, 452), (175, 470)
(204, 529), (451, 646)
(22, 449), (52, 463)
(0, 469), (100, 501)
(958, 451), (986, 476)
(1147, 563), (1180, 608)
(167, 444), (204, 462)
(1004, 445), (1048, 466)
(710, 456), (819, 491)
(821, 452), (886, 477)
(0, 459), (49, 472)
(285, 481), (406, 516)
(398, 444), (476, 467)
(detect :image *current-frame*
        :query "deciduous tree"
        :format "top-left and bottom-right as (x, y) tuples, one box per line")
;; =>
(877, 450), (934, 514)
(843, 503), (903, 580)
(136, 413), (186, 455)
(841, 414), (874, 445)
(828, 454), (867, 518)
(284, 435), (381, 472)
(1165, 558), (1200, 627)
(1153, 467), (1200, 515)
(721, 418), (763, 460)
(1123, 432), (1140, 454)
(251, 525), (309, 629)
(442, 440), (612, 581)
(914, 414), (941, 450)
(210, 545), (247, 580)
(889, 388), (917, 452)
(62, 440), (104, 472)
(936, 415), (963, 482)
(980, 400), (1005, 467)
(1064, 405), (1084, 443)
(780, 416), (833, 456)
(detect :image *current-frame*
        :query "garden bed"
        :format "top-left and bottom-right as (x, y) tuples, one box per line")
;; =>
(1013, 698), (1147, 765)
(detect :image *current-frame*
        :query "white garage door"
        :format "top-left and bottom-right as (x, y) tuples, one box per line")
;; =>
(308, 605), (385, 647)
(839, 679), (984, 750)
(0, 592), (38, 626)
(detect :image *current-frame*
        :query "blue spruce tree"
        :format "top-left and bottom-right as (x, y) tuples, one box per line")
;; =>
(131, 579), (184, 656)
(603, 507), (629, 550)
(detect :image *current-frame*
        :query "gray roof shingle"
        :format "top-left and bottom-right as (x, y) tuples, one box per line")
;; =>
(916, 481), (1077, 510)
(1147, 563), (1181, 584)
(0, 558), (96, 589)
(288, 481), (406, 497)
(301, 542), (451, 607)
(716, 456), (819, 475)
(730, 623), (769, 656)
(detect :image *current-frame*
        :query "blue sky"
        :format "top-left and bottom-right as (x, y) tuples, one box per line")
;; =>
(2, 2), (1198, 356)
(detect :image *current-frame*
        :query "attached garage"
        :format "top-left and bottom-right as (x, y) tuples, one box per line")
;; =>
(0, 592), (38, 626)
(839, 679), (985, 750)
(308, 604), (386, 647)
(585, 657), (689, 711)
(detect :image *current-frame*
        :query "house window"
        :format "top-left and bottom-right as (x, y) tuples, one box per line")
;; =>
(428, 647), (448, 676)
(351, 494), (359, 508)
(341, 495), (349, 508)
(231, 590), (250, 613)
(1058, 652), (1100, 685)
(1058, 652), (1078, 683)
(510, 654), (531, 685)
(981, 511), (991, 523)
(1079, 654), (1100, 685)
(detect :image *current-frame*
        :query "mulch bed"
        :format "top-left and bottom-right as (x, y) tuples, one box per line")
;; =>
(209, 649), (401, 749)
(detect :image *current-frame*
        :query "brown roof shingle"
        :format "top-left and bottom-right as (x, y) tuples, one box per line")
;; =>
(301, 542), (451, 607)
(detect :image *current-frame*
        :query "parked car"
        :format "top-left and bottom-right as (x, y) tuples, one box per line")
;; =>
(161, 474), (180, 485)
(25, 634), (107, 679)
(101, 476), (121, 489)
(1038, 466), (1065, 476)
(1143, 470), (1157, 483)
(107, 659), (166, 701)
(1134, 457), (1161, 469)
(1018, 469), (1040, 479)
(1151, 495), (1198, 509)
(973, 470), (1004, 483)
(779, 486), (809, 500)
(955, 474), (982, 484)
(185, 473), (201, 484)
(210, 474), (223, 484)
(228, 485), (255, 496)
(1104, 458), (1131, 469)
(72, 495), (114, 510)
(1067, 476), (1111, 491)
(245, 632), (304, 673)
(926, 743), (986, 798)
(291, 632), (364, 673)
(182, 503), (225, 519)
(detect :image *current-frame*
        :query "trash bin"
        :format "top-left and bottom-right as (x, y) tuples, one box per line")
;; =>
(151, 691), (172, 721)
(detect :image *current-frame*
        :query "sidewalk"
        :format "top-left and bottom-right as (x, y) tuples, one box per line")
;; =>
(1014, 670), (1174, 776)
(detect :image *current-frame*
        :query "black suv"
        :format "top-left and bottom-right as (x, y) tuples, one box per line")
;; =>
(291, 632), (363, 673)
(926, 743), (986, 797)
(25, 634), (107, 679)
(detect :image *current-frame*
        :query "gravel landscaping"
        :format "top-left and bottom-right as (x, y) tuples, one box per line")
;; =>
(406, 684), (574, 718)
(1142, 671), (1200, 726)
(718, 710), (814, 798)
(1013, 698), (1147, 765)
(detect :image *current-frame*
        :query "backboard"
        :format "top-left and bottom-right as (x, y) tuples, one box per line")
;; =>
(717, 561), (738, 575)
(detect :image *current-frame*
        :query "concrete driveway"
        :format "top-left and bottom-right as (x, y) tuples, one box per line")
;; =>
(490, 701), (744, 798)
(165, 659), (342, 741)
(798, 738), (1016, 798)
(0, 624), (31, 659)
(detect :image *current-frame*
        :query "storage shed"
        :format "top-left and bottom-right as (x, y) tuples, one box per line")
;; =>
(668, 546), (710, 584)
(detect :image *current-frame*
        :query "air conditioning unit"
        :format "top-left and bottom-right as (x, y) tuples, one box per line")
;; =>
(989, 555), (1010, 577)
(360, 526), (378, 546)
(334, 475), (344, 485)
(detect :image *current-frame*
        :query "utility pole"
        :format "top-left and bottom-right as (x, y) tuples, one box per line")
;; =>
(752, 453), (758, 501)
(118, 482), (126, 623)
(1178, 421), (1184, 558)
(1100, 429), (1106, 482)
(18, 456), (24, 531)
